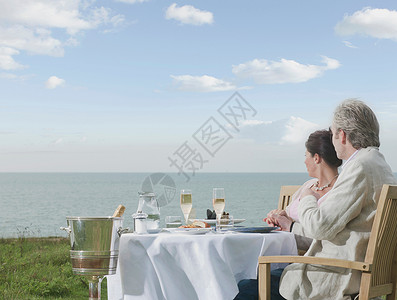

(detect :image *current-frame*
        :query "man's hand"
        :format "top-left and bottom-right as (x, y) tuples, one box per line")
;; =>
(300, 186), (321, 200)
(275, 215), (294, 232)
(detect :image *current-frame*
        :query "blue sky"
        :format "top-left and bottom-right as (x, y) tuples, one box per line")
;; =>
(1, 0), (397, 174)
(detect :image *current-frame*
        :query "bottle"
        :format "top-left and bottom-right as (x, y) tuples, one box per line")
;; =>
(132, 210), (148, 234)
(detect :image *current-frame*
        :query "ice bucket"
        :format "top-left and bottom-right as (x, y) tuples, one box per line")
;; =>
(61, 216), (125, 299)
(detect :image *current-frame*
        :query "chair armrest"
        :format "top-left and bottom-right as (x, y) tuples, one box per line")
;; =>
(258, 256), (371, 272)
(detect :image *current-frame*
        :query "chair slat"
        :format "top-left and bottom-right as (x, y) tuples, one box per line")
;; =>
(369, 283), (394, 298)
(372, 196), (397, 287)
(278, 185), (300, 210)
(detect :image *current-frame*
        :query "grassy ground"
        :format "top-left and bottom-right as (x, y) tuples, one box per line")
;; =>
(1, 236), (388, 299)
(0, 237), (108, 300)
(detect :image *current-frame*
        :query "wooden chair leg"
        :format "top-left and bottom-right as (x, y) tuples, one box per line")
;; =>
(258, 263), (271, 300)
(358, 273), (372, 300)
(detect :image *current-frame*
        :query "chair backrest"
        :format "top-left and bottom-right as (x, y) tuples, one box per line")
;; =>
(278, 185), (301, 210)
(360, 184), (397, 299)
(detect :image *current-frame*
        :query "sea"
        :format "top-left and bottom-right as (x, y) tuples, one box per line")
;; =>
(0, 172), (311, 238)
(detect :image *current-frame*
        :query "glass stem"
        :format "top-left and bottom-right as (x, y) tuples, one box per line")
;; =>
(216, 213), (221, 232)
(184, 213), (189, 225)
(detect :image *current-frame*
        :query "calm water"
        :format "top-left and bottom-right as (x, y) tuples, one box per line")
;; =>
(0, 172), (310, 238)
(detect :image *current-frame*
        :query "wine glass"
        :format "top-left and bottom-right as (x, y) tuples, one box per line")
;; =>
(213, 188), (225, 232)
(180, 189), (192, 225)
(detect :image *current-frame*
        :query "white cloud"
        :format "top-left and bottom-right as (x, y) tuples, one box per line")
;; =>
(0, 47), (26, 70)
(115, 0), (148, 3)
(342, 41), (358, 48)
(45, 76), (65, 89)
(335, 7), (397, 40)
(54, 138), (64, 144)
(171, 75), (236, 92)
(240, 120), (272, 126)
(232, 56), (340, 84)
(0, 1), (123, 35)
(0, 26), (64, 57)
(282, 117), (319, 144)
(237, 117), (319, 145)
(165, 3), (213, 25)
(0, 72), (18, 79)
(0, 0), (124, 73)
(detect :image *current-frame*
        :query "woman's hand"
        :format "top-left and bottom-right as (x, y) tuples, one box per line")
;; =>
(264, 209), (294, 231)
(264, 209), (287, 226)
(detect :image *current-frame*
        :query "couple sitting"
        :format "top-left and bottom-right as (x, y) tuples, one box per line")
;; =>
(236, 99), (397, 300)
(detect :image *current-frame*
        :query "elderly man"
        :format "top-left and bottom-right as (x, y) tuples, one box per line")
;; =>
(276, 99), (397, 299)
(235, 99), (396, 300)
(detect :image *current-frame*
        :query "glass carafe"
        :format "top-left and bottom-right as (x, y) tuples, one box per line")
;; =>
(137, 192), (160, 230)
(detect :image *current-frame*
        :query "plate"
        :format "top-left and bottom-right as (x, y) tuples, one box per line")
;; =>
(231, 219), (246, 224)
(147, 228), (162, 234)
(193, 219), (246, 225)
(166, 228), (212, 235)
(229, 226), (279, 233)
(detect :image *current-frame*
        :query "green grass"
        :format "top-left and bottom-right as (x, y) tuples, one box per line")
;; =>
(1, 237), (388, 300)
(0, 237), (108, 299)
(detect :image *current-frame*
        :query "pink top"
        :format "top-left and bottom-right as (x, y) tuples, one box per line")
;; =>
(286, 178), (330, 222)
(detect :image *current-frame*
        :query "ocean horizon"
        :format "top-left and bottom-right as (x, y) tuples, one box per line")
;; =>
(3, 171), (394, 239)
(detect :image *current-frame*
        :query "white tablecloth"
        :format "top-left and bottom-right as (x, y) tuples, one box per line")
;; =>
(107, 231), (297, 300)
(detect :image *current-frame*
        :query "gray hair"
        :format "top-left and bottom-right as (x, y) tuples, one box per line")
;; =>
(333, 99), (380, 148)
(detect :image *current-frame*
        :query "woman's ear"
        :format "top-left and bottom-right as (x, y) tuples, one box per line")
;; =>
(314, 153), (321, 164)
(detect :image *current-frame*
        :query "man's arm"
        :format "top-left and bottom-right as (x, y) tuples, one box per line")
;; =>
(298, 161), (368, 240)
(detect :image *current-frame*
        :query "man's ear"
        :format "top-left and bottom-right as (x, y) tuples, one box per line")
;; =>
(340, 129), (347, 144)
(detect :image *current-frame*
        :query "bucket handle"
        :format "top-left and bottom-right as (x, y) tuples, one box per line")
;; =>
(117, 227), (130, 237)
(60, 226), (71, 234)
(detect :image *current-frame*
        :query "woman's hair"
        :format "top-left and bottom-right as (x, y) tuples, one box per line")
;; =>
(333, 99), (380, 148)
(306, 130), (342, 168)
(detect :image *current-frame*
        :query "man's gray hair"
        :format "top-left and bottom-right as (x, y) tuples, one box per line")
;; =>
(333, 99), (380, 148)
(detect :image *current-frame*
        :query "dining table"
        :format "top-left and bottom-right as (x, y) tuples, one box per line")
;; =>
(107, 228), (297, 300)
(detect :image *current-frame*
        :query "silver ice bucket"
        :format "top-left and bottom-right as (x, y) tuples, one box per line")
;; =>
(61, 216), (126, 300)
(62, 216), (123, 276)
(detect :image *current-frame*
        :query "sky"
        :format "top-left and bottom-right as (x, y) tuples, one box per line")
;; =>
(1, 0), (397, 175)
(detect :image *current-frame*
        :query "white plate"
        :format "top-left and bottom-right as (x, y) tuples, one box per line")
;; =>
(147, 228), (162, 234)
(231, 218), (246, 224)
(193, 219), (246, 225)
(166, 228), (212, 235)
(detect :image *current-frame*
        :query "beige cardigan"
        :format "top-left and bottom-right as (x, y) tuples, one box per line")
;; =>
(280, 147), (397, 300)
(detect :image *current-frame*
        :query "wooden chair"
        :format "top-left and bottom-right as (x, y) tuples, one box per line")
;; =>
(258, 184), (397, 300)
(278, 185), (308, 256)
(278, 185), (301, 210)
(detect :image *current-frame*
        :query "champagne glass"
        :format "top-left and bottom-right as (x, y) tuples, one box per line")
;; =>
(213, 188), (225, 232)
(180, 189), (192, 225)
